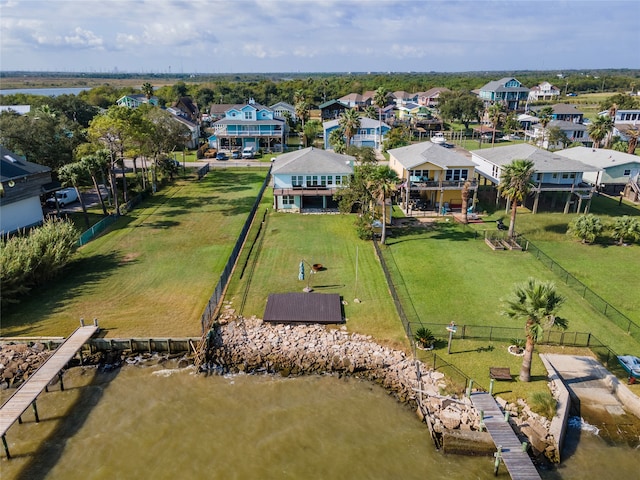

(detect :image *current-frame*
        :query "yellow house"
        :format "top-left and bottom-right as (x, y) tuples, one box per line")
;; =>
(388, 142), (478, 215)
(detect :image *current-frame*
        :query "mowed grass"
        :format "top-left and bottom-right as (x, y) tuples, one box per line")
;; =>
(224, 210), (408, 349)
(1, 168), (269, 338)
(473, 195), (640, 323)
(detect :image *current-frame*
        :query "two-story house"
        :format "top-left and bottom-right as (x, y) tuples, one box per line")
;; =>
(417, 87), (450, 108)
(319, 100), (349, 121)
(471, 144), (598, 214)
(530, 104), (584, 123)
(270, 101), (297, 122)
(210, 102), (286, 153)
(323, 116), (391, 151)
(479, 77), (530, 111)
(527, 82), (561, 102)
(1, 145), (55, 235)
(526, 119), (589, 149)
(338, 93), (369, 109)
(388, 142), (478, 215)
(557, 146), (640, 198)
(271, 147), (354, 212)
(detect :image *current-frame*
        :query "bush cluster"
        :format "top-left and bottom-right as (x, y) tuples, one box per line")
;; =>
(1, 218), (79, 307)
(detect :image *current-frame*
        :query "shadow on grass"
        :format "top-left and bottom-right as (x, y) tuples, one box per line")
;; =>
(0, 252), (124, 334)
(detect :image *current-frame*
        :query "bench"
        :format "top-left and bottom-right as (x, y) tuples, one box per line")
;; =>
(489, 367), (512, 381)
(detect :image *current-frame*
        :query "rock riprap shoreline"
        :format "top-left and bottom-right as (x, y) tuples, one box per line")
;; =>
(1, 315), (559, 462)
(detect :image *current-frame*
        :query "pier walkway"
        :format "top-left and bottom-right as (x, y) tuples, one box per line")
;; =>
(470, 392), (541, 480)
(0, 323), (99, 458)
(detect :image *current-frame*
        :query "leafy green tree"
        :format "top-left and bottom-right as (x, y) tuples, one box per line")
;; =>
(587, 115), (614, 148)
(303, 120), (322, 148)
(363, 105), (377, 120)
(369, 165), (399, 244)
(610, 216), (640, 245)
(547, 126), (569, 149)
(339, 108), (361, 148)
(502, 278), (567, 382)
(438, 90), (484, 129)
(383, 125), (411, 150)
(567, 214), (604, 243)
(599, 93), (639, 111)
(498, 159), (535, 239)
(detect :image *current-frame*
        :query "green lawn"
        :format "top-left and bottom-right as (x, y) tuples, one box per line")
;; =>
(470, 195), (640, 323)
(224, 209), (408, 349)
(1, 168), (269, 338)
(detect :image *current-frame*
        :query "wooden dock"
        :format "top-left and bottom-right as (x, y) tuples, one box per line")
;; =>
(0, 324), (99, 458)
(470, 392), (541, 480)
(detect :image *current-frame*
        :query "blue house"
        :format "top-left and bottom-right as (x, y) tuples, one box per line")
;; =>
(323, 116), (391, 151)
(271, 147), (354, 212)
(479, 77), (529, 111)
(209, 101), (286, 153)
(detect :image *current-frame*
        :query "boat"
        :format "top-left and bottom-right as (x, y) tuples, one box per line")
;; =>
(617, 355), (640, 384)
(430, 132), (446, 144)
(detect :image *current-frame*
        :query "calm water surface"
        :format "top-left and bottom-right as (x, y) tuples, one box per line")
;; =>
(0, 87), (90, 97)
(0, 364), (637, 479)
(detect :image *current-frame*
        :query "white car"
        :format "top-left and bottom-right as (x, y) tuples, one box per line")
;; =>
(46, 188), (78, 208)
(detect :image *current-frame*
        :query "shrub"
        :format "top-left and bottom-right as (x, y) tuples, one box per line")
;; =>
(1, 218), (79, 307)
(415, 327), (436, 349)
(529, 391), (557, 420)
(567, 214), (603, 244)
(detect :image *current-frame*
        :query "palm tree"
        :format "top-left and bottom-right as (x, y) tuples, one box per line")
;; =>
(141, 82), (154, 100)
(536, 106), (554, 147)
(329, 128), (346, 153)
(369, 165), (399, 244)
(487, 103), (504, 147)
(498, 159), (535, 239)
(587, 115), (614, 148)
(610, 216), (640, 245)
(373, 87), (387, 150)
(460, 181), (471, 224)
(339, 108), (361, 148)
(58, 162), (91, 229)
(624, 124), (639, 154)
(567, 214), (604, 244)
(503, 278), (567, 382)
(80, 150), (110, 215)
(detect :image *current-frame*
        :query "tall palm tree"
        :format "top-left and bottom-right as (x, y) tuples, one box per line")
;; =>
(503, 278), (567, 382)
(624, 124), (639, 154)
(460, 181), (471, 224)
(369, 165), (399, 244)
(587, 115), (614, 148)
(373, 87), (387, 151)
(141, 82), (154, 100)
(339, 108), (361, 148)
(498, 159), (535, 239)
(536, 106), (554, 148)
(487, 103), (504, 147)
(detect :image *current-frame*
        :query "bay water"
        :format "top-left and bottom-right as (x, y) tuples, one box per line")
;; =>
(1, 364), (637, 479)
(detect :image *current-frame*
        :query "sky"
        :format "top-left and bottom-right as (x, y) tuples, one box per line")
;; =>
(0, 0), (638, 74)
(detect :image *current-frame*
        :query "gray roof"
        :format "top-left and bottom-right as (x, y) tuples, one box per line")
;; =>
(1, 145), (51, 181)
(323, 117), (390, 129)
(557, 146), (640, 169)
(481, 77), (529, 93)
(530, 103), (583, 115)
(271, 147), (355, 175)
(389, 142), (476, 170)
(470, 144), (599, 173)
(547, 120), (587, 131)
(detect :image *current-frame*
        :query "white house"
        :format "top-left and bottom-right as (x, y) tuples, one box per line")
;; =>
(271, 147), (354, 212)
(0, 145), (55, 234)
(471, 144), (598, 214)
(528, 82), (561, 102)
(323, 116), (391, 151)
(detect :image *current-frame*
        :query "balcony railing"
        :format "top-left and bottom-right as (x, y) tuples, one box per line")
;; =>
(408, 179), (478, 190)
(274, 186), (341, 196)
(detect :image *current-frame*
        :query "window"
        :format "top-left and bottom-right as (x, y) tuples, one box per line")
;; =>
(244, 112), (252, 120)
(492, 165), (500, 178)
(282, 195), (295, 205)
(445, 169), (468, 181)
(552, 173), (558, 179)
(562, 173), (569, 179)
(292, 175), (303, 187)
(536, 173), (542, 182)
(570, 173), (576, 179)
(624, 169), (631, 176)
(320, 176), (327, 186)
(327, 176), (333, 185)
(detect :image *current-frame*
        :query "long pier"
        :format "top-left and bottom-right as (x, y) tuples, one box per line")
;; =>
(470, 392), (541, 480)
(0, 322), (99, 459)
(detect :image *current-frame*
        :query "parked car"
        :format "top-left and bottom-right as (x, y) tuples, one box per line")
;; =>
(216, 152), (228, 161)
(503, 134), (522, 141)
(231, 150), (240, 159)
(242, 146), (255, 159)
(46, 188), (78, 208)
